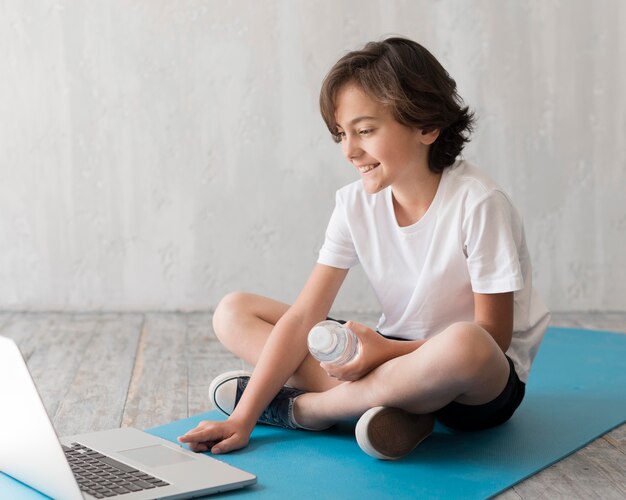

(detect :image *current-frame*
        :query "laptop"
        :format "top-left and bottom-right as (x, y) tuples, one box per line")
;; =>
(0, 335), (256, 499)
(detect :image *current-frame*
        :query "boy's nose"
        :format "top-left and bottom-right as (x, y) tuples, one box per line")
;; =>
(343, 137), (362, 161)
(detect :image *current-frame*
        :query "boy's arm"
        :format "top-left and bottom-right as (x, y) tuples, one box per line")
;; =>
(229, 263), (348, 426)
(473, 291), (514, 352)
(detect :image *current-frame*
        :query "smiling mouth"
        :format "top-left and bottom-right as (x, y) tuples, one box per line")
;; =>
(358, 163), (380, 173)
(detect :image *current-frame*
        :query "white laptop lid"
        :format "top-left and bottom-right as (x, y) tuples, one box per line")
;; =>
(0, 335), (84, 499)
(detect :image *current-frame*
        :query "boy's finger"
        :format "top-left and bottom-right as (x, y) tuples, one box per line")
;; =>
(178, 425), (218, 442)
(188, 420), (213, 433)
(344, 320), (358, 331)
(345, 321), (367, 337)
(211, 434), (244, 455)
(180, 427), (208, 438)
(188, 442), (209, 452)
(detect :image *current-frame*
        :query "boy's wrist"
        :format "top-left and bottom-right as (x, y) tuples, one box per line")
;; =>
(228, 409), (257, 434)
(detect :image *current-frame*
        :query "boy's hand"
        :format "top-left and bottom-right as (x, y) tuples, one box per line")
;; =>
(177, 417), (252, 454)
(320, 321), (391, 382)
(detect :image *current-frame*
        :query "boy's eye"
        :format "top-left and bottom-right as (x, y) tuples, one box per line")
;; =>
(335, 131), (346, 142)
(333, 128), (374, 143)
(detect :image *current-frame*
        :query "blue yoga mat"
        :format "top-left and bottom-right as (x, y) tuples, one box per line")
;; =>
(2, 327), (626, 499)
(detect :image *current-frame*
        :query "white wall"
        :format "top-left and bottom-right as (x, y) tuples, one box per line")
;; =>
(1, 0), (624, 312)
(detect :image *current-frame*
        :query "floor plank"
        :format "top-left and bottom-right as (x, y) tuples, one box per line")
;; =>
(604, 424), (626, 450)
(121, 313), (191, 429)
(0, 313), (96, 420)
(53, 313), (143, 436)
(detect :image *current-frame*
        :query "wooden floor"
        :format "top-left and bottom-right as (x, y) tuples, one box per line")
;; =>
(1, 311), (625, 499)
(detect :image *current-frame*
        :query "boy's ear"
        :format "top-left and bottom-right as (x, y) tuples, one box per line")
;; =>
(419, 128), (440, 145)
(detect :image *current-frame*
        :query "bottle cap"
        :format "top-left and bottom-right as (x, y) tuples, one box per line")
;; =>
(308, 326), (336, 353)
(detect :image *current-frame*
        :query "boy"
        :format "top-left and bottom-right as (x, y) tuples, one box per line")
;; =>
(179, 37), (550, 460)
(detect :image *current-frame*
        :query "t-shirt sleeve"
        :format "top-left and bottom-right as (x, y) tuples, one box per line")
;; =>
(463, 190), (524, 294)
(317, 191), (359, 269)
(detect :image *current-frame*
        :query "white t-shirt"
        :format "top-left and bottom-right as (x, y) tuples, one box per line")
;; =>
(317, 160), (550, 383)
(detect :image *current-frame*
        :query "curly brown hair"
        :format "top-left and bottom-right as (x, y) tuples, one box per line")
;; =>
(319, 37), (475, 173)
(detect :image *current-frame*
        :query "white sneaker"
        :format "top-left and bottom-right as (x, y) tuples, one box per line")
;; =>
(208, 370), (309, 429)
(209, 370), (252, 416)
(355, 406), (435, 460)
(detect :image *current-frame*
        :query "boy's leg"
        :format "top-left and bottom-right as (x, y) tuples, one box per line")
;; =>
(293, 321), (511, 429)
(212, 291), (341, 392)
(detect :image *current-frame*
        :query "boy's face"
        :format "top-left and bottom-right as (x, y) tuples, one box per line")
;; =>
(334, 83), (437, 195)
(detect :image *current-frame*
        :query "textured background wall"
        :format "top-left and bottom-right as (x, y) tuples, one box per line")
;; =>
(1, 0), (624, 312)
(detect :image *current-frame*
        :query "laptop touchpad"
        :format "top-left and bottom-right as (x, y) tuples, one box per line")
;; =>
(119, 445), (194, 467)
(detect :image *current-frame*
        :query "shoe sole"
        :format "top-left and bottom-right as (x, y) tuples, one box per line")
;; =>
(355, 406), (435, 460)
(208, 369), (252, 416)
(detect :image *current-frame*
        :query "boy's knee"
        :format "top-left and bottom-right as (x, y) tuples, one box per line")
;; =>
(212, 292), (248, 336)
(439, 322), (499, 378)
(443, 322), (484, 345)
(215, 291), (249, 313)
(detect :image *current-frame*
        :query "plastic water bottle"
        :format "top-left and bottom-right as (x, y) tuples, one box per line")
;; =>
(307, 320), (360, 366)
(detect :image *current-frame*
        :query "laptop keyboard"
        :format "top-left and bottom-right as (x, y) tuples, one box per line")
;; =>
(63, 443), (170, 498)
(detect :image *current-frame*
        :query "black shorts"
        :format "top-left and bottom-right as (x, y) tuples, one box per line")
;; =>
(328, 318), (526, 431)
(435, 355), (525, 431)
